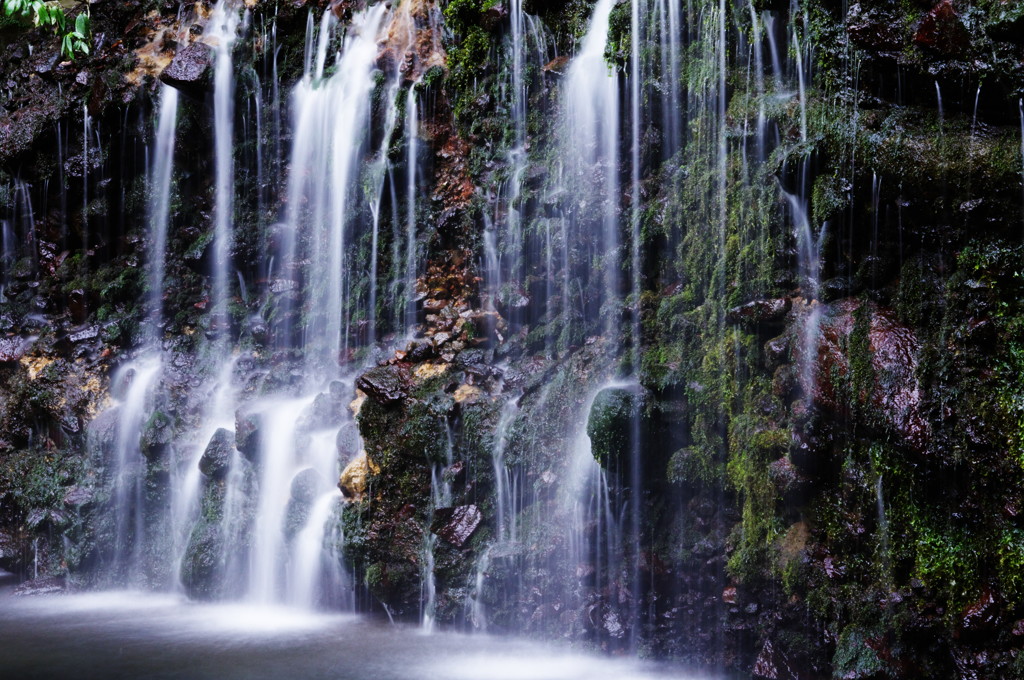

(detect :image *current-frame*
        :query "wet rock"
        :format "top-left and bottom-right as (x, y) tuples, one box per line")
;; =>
(752, 638), (801, 679)
(0, 336), (30, 362)
(847, 2), (905, 53)
(763, 334), (790, 370)
(957, 588), (1003, 640)
(140, 411), (173, 460)
(339, 452), (376, 501)
(770, 456), (807, 499)
(356, 364), (411, 405)
(235, 410), (261, 462)
(797, 299), (928, 450)
(199, 428), (234, 479)
(543, 56), (570, 75)
(335, 420), (361, 459)
(290, 467), (325, 505)
(587, 386), (645, 469)
(13, 576), (65, 596)
(180, 520), (223, 600)
(913, 0), (970, 56)
(726, 298), (791, 327)
(480, 2), (508, 30)
(160, 42), (213, 98)
(430, 504), (482, 547)
(63, 486), (92, 507)
(300, 392), (344, 430)
(68, 326), (98, 343)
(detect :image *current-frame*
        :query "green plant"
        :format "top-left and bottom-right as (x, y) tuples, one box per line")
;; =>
(2, 0), (90, 59)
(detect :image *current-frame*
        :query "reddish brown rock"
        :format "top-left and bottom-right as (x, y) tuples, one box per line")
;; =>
(913, 0), (971, 55)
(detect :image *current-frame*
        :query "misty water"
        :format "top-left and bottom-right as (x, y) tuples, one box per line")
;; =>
(0, 585), (711, 680)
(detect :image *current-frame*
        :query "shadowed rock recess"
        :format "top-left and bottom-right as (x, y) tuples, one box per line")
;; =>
(1, 0), (1023, 676)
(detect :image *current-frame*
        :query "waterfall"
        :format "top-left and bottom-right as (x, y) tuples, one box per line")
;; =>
(82, 105), (90, 259)
(209, 0), (240, 337)
(405, 86), (420, 335)
(279, 4), (387, 370)
(108, 357), (161, 584)
(146, 86), (179, 344)
(561, 0), (620, 346)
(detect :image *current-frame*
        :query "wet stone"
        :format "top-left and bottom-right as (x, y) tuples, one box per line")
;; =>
(726, 298), (791, 327)
(68, 326), (98, 343)
(430, 504), (482, 548)
(160, 42), (213, 98)
(0, 336), (28, 362)
(199, 428), (234, 479)
(356, 364), (411, 405)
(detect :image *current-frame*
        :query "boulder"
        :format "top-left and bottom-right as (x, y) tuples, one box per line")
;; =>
(356, 364), (411, 405)
(199, 428), (234, 479)
(339, 452), (377, 501)
(140, 410), (172, 460)
(160, 42), (213, 98)
(299, 391), (344, 430)
(234, 409), (261, 462)
(290, 467), (325, 505)
(430, 504), (482, 548)
(913, 0), (970, 56)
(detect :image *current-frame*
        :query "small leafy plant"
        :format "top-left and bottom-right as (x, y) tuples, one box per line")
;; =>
(2, 0), (90, 60)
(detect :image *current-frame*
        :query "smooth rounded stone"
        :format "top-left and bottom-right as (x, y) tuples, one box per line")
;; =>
(290, 467), (325, 505)
(335, 421), (360, 459)
(586, 386), (644, 469)
(199, 428), (234, 479)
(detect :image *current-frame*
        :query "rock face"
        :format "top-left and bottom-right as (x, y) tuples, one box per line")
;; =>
(0, 0), (1022, 676)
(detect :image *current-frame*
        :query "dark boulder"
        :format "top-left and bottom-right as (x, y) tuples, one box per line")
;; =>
(160, 42), (213, 98)
(234, 409), (261, 462)
(199, 428), (234, 479)
(356, 364), (411, 405)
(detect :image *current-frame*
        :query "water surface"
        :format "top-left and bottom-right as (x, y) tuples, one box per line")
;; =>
(0, 591), (709, 680)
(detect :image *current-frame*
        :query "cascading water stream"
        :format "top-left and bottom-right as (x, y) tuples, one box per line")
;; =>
(145, 86), (179, 344)
(561, 0), (620, 346)
(279, 5), (387, 370)
(108, 357), (161, 584)
(209, 0), (240, 338)
(405, 85), (420, 335)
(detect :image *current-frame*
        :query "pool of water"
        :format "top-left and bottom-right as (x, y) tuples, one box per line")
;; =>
(0, 589), (711, 680)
